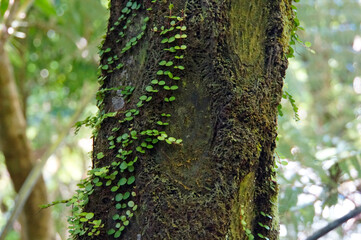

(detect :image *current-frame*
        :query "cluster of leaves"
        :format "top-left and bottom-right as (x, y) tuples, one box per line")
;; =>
(0, 0), (108, 239)
(67, 2), (187, 239)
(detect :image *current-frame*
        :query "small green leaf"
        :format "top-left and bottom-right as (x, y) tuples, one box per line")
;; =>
(123, 192), (130, 200)
(106, 180), (112, 186)
(118, 178), (127, 186)
(114, 230), (121, 238)
(281, 161), (288, 166)
(159, 60), (167, 65)
(111, 186), (119, 192)
(128, 201), (135, 207)
(139, 95), (147, 101)
(146, 86), (154, 92)
(168, 137), (176, 142)
(86, 212), (94, 219)
(120, 161), (128, 170)
(168, 37), (175, 43)
(107, 229), (116, 235)
(116, 193), (123, 201)
(127, 176), (135, 185)
(257, 233), (265, 238)
(97, 152), (104, 159)
(85, 184), (93, 191)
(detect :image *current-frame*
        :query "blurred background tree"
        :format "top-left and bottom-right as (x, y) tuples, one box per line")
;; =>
(0, 0), (107, 239)
(278, 0), (361, 239)
(1, 0), (361, 239)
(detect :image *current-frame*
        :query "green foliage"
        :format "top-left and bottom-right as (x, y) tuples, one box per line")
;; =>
(278, 0), (361, 239)
(0, 0), (108, 238)
(66, 2), (187, 238)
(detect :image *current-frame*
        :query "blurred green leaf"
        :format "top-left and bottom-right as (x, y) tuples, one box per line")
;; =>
(34, 0), (56, 15)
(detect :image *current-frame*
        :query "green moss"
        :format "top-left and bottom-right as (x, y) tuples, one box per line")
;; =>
(230, 172), (256, 240)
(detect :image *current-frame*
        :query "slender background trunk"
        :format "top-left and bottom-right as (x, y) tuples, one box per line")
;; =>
(0, 46), (53, 240)
(78, 1), (293, 239)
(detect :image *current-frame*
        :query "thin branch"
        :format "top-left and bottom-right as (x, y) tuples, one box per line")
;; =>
(0, 84), (96, 240)
(0, 0), (34, 44)
(306, 206), (361, 240)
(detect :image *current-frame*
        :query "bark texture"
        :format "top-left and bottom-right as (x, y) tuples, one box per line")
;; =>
(83, 0), (293, 239)
(0, 45), (53, 240)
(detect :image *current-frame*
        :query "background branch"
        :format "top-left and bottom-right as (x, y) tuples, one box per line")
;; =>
(306, 206), (361, 240)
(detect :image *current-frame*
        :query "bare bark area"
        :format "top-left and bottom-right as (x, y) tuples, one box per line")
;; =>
(0, 46), (53, 240)
(79, 1), (293, 239)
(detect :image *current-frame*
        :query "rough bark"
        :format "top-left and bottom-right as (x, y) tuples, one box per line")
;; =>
(80, 0), (293, 239)
(0, 45), (53, 240)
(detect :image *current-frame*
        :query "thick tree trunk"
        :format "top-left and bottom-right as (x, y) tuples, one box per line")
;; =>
(0, 45), (53, 240)
(75, 1), (293, 239)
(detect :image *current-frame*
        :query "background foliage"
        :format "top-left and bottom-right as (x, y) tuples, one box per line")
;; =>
(0, 0), (107, 239)
(278, 0), (361, 239)
(0, 0), (360, 239)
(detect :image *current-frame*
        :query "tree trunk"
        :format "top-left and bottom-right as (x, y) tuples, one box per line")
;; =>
(72, 1), (293, 239)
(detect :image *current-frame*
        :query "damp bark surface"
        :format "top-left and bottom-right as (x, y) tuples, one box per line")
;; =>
(79, 0), (293, 239)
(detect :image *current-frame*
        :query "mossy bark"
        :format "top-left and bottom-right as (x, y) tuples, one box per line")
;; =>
(82, 0), (293, 239)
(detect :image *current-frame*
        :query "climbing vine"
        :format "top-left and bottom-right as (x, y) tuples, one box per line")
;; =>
(278, 0), (312, 121)
(55, 1), (188, 239)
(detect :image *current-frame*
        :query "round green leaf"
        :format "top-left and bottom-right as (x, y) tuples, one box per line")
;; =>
(86, 212), (94, 219)
(116, 193), (123, 201)
(114, 230), (121, 238)
(123, 192), (130, 200)
(127, 176), (135, 185)
(107, 228), (116, 235)
(128, 201), (135, 207)
(118, 178), (127, 186)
